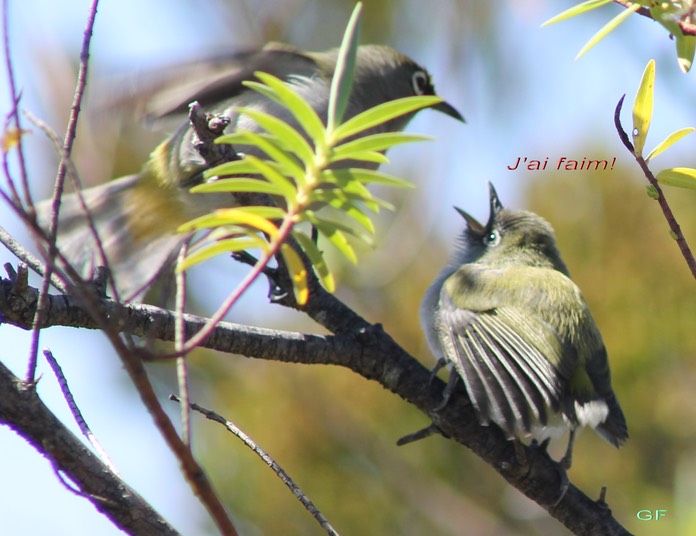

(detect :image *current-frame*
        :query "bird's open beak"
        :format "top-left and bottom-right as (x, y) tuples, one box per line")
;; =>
(432, 100), (465, 122)
(454, 206), (484, 233)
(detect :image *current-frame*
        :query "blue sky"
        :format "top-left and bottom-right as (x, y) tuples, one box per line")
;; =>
(1, 1), (695, 534)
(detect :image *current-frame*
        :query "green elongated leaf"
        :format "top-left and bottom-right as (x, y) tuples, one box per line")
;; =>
(313, 188), (387, 213)
(325, 168), (415, 188)
(293, 230), (336, 292)
(657, 167), (696, 191)
(332, 201), (375, 233)
(309, 191), (376, 233)
(312, 223), (357, 264)
(205, 158), (264, 179)
(191, 178), (285, 195)
(575, 2), (641, 60)
(213, 130), (304, 178)
(179, 207), (280, 236)
(232, 107), (315, 172)
(332, 95), (442, 142)
(244, 73), (326, 144)
(313, 178), (388, 212)
(242, 155), (297, 201)
(226, 128), (306, 185)
(633, 59), (655, 157)
(232, 206), (288, 219)
(178, 236), (268, 272)
(327, 2), (362, 130)
(676, 34), (696, 73)
(541, 0), (612, 27)
(331, 150), (390, 165)
(280, 244), (308, 305)
(333, 132), (432, 157)
(647, 127), (695, 162)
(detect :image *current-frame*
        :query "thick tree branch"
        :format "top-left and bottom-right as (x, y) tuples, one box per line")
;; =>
(0, 360), (180, 535)
(0, 269), (631, 535)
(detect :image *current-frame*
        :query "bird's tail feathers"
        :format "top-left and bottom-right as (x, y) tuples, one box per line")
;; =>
(36, 174), (184, 301)
(595, 392), (629, 448)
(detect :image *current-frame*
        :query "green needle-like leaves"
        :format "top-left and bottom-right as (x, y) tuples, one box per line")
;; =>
(541, 0), (612, 27)
(177, 1), (434, 304)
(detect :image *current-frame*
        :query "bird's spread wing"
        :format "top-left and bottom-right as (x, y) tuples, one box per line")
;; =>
(145, 43), (319, 119)
(438, 295), (568, 438)
(103, 43), (319, 121)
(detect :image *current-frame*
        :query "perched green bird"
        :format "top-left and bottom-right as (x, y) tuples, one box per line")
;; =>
(38, 42), (463, 301)
(420, 183), (627, 467)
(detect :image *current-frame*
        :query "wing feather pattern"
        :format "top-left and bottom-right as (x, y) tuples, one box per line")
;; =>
(439, 297), (566, 438)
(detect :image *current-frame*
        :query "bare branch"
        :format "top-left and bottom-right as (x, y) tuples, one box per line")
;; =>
(0, 360), (180, 535)
(0, 269), (632, 535)
(171, 396), (341, 536)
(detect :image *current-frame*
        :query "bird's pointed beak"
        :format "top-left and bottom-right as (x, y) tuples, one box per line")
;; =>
(488, 182), (504, 214)
(454, 206), (484, 234)
(431, 99), (465, 122)
(486, 182), (504, 228)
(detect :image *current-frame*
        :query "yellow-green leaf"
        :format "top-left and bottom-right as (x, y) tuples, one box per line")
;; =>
(230, 107), (315, 166)
(649, 3), (696, 73)
(191, 177), (285, 195)
(179, 208), (280, 237)
(205, 157), (265, 178)
(647, 127), (695, 162)
(332, 96), (442, 142)
(293, 230), (336, 292)
(327, 168), (415, 188)
(575, 2), (641, 61)
(333, 132), (432, 157)
(331, 150), (389, 165)
(221, 127), (305, 183)
(541, 0), (612, 27)
(280, 244), (308, 305)
(178, 236), (268, 272)
(676, 34), (696, 73)
(657, 167), (696, 191)
(245, 73), (326, 144)
(632, 59), (655, 157)
(327, 2), (362, 130)
(242, 155), (297, 201)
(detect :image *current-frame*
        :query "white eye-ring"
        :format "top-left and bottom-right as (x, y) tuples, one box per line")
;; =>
(484, 229), (500, 247)
(411, 70), (431, 95)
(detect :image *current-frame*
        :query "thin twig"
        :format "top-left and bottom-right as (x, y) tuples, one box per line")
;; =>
(0, 360), (180, 534)
(1, 0), (31, 208)
(0, 225), (67, 292)
(614, 96), (696, 278)
(175, 239), (192, 447)
(44, 348), (120, 474)
(22, 109), (122, 302)
(165, 215), (297, 357)
(26, 0), (100, 383)
(170, 395), (341, 536)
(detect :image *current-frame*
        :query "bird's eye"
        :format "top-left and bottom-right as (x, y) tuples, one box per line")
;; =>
(411, 70), (432, 96)
(483, 230), (500, 246)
